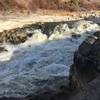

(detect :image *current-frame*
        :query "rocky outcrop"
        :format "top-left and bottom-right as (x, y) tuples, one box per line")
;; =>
(69, 31), (100, 100)
(0, 28), (27, 44)
(0, 22), (63, 44)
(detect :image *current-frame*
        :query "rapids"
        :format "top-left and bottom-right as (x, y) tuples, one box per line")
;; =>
(0, 20), (100, 97)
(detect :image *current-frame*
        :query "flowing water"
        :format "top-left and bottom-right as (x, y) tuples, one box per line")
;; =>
(0, 20), (100, 97)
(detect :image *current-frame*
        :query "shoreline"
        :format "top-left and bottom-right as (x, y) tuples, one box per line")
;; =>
(0, 13), (100, 32)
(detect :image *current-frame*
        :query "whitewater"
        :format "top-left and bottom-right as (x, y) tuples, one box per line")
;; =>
(0, 20), (100, 97)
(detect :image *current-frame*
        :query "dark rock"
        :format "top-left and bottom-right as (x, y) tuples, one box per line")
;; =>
(0, 29), (28, 44)
(69, 31), (100, 100)
(9, 32), (27, 44)
(71, 34), (81, 39)
(78, 35), (97, 56)
(0, 97), (27, 100)
(0, 47), (8, 53)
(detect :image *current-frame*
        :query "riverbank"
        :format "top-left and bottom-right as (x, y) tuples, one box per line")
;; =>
(0, 11), (100, 32)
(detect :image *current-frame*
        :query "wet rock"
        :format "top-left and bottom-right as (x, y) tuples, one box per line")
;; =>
(0, 29), (28, 44)
(0, 47), (8, 53)
(78, 35), (98, 56)
(71, 33), (81, 39)
(10, 32), (28, 44)
(69, 31), (100, 100)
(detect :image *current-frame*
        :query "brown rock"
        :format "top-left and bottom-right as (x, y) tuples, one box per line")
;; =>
(0, 0), (99, 12)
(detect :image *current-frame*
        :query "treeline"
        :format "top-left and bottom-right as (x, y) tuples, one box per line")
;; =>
(0, 0), (99, 12)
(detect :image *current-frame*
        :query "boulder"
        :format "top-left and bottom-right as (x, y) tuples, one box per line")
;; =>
(69, 31), (100, 100)
(0, 46), (8, 53)
(0, 29), (28, 44)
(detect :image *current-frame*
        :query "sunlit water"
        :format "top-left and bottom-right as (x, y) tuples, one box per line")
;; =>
(0, 20), (100, 97)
